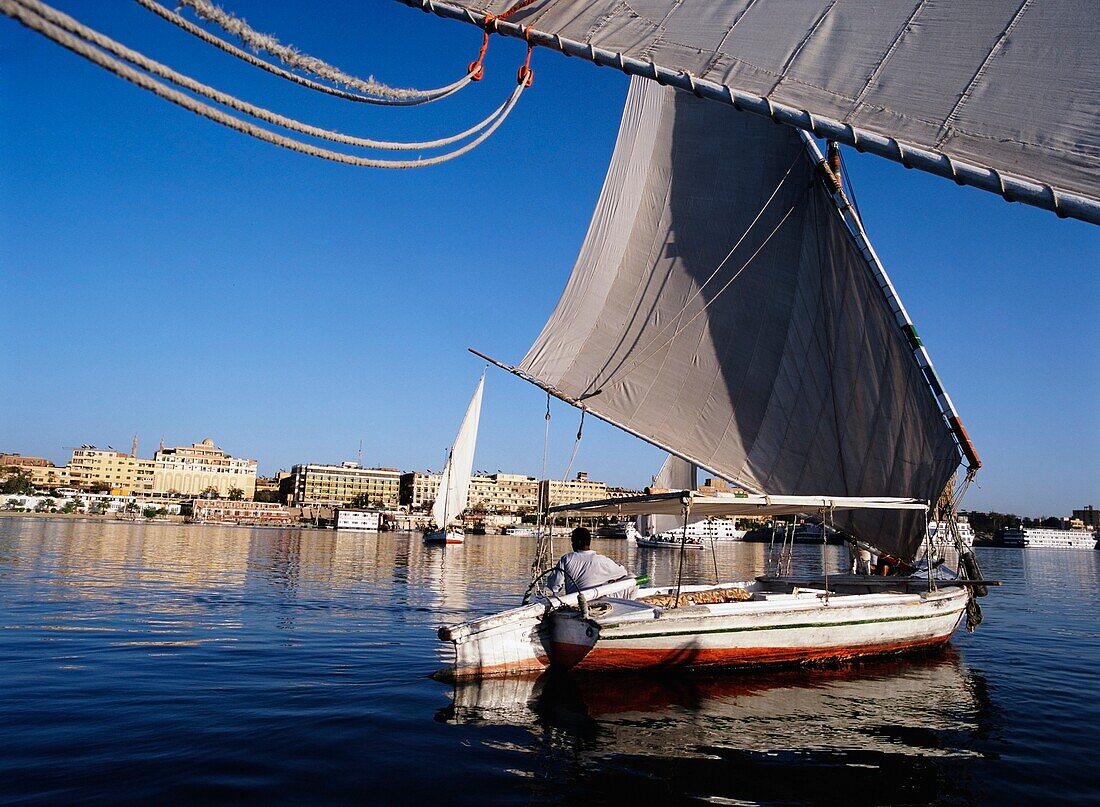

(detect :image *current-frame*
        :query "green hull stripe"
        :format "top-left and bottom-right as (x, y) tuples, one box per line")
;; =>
(601, 609), (962, 641)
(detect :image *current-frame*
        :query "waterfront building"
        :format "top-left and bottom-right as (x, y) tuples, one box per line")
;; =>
(68, 447), (155, 495)
(539, 472), (611, 509)
(27, 464), (71, 489)
(152, 438), (257, 499)
(468, 473), (540, 514)
(400, 471), (441, 511)
(400, 471), (541, 515)
(286, 463), (401, 507)
(1072, 506), (1099, 528)
(191, 499), (291, 526)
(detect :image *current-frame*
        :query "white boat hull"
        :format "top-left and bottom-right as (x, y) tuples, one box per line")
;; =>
(549, 583), (968, 673)
(437, 579), (968, 678)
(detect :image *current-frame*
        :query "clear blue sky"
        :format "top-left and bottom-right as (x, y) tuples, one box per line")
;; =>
(1, 1), (1097, 517)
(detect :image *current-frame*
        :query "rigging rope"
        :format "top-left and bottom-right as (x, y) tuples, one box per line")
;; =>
(28, 0), (521, 153)
(172, 0), (473, 103)
(602, 190), (805, 390)
(135, 0), (476, 107)
(580, 153), (801, 397)
(1, 0), (531, 169)
(532, 393), (553, 575)
(559, 409), (585, 484)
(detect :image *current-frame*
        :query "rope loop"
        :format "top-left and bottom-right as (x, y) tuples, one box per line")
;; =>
(517, 43), (534, 86)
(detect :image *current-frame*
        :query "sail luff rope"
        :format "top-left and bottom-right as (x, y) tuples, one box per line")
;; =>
(135, 0), (476, 106)
(25, 0), (520, 153)
(597, 193), (803, 391)
(175, 0), (469, 103)
(1, 0), (529, 169)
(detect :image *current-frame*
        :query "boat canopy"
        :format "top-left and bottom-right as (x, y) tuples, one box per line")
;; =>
(550, 491), (928, 518)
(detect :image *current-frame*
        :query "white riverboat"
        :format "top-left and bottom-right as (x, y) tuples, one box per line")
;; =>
(1002, 526), (1098, 550)
(929, 519), (975, 548)
(502, 525), (538, 537)
(437, 75), (990, 679)
(636, 533), (705, 550)
(435, 493), (976, 679)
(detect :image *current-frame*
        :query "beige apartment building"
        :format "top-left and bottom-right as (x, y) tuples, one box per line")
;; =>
(153, 438), (258, 499)
(286, 463), (401, 507)
(400, 471), (441, 511)
(401, 471), (543, 515)
(0, 454), (71, 489)
(27, 464), (71, 489)
(538, 472), (612, 509)
(68, 447), (155, 495)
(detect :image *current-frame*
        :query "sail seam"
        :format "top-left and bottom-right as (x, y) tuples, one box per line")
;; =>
(936, 0), (1034, 150)
(849, 0), (930, 113)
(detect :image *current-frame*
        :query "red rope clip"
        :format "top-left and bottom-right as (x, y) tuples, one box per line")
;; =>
(517, 43), (534, 87)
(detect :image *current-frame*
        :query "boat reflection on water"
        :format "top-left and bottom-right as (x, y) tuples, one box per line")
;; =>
(438, 649), (995, 804)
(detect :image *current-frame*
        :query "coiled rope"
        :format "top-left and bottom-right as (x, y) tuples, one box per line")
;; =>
(2, 0), (532, 169)
(136, 0), (477, 105)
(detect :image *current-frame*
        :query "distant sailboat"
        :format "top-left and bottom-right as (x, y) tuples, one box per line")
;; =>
(424, 374), (484, 545)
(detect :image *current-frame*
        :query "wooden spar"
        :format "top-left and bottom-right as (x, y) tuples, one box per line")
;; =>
(395, 0), (1100, 227)
(799, 131), (982, 472)
(468, 347), (764, 494)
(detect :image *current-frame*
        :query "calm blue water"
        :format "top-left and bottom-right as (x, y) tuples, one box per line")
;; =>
(0, 518), (1096, 805)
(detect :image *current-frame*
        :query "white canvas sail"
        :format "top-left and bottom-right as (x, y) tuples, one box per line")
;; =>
(407, 0), (1100, 223)
(432, 374), (485, 529)
(641, 455), (697, 537)
(515, 77), (963, 562)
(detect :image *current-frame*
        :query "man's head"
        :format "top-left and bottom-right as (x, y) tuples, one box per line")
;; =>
(570, 526), (592, 551)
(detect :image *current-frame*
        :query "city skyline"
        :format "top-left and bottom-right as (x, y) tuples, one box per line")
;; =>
(1, 1), (1097, 517)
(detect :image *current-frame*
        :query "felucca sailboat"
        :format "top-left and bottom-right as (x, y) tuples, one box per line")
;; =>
(435, 75), (990, 679)
(424, 373), (484, 545)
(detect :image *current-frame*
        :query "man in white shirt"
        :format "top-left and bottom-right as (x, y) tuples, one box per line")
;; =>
(547, 527), (631, 594)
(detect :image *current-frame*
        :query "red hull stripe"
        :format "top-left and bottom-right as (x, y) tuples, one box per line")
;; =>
(554, 634), (954, 672)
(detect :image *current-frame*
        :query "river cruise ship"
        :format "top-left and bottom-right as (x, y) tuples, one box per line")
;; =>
(1002, 527), (1098, 550)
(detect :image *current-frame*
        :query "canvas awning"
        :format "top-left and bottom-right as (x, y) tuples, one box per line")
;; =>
(550, 491), (928, 518)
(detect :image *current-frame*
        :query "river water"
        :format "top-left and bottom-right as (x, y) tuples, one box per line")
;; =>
(0, 518), (1096, 805)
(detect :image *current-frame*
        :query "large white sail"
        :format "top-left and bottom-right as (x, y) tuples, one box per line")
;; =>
(431, 374), (485, 529)
(641, 455), (697, 537)
(410, 0), (1100, 223)
(517, 77), (963, 562)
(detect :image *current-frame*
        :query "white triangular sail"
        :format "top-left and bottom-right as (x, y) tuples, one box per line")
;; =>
(432, 374), (485, 529)
(640, 455), (697, 537)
